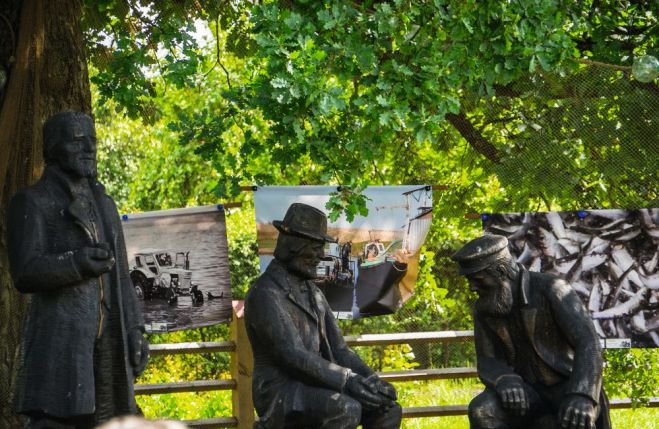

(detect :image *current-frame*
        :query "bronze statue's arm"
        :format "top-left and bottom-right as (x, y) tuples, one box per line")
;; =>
(474, 314), (520, 389)
(321, 294), (374, 377)
(246, 287), (351, 391)
(547, 280), (603, 403)
(7, 193), (84, 293)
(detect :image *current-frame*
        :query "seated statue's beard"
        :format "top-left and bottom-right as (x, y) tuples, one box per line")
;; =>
(287, 257), (317, 280)
(475, 284), (513, 317)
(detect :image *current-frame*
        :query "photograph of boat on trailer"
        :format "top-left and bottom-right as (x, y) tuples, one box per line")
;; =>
(255, 185), (433, 318)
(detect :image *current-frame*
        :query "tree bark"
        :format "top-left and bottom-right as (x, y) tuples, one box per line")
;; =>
(0, 0), (90, 426)
(446, 111), (501, 164)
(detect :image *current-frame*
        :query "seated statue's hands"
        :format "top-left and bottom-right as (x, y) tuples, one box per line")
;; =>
(559, 394), (597, 429)
(128, 330), (150, 376)
(495, 375), (529, 417)
(74, 243), (115, 277)
(364, 374), (397, 402)
(344, 372), (387, 410)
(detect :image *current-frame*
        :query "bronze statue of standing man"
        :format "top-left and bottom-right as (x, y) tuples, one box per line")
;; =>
(7, 112), (149, 429)
(245, 203), (402, 428)
(453, 235), (610, 429)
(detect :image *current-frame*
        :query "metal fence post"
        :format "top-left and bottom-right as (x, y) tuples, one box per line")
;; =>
(231, 300), (254, 429)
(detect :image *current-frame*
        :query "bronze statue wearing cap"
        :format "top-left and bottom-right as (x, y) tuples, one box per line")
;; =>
(452, 235), (610, 429)
(245, 203), (402, 429)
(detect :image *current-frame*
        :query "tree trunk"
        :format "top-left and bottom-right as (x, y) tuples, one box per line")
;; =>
(0, 0), (90, 425)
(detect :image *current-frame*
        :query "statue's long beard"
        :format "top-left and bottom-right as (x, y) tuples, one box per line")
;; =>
(475, 284), (513, 317)
(62, 159), (97, 179)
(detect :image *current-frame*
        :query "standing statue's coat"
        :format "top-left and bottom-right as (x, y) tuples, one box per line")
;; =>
(7, 166), (144, 418)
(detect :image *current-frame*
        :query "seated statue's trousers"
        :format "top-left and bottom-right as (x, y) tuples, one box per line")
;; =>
(254, 383), (402, 429)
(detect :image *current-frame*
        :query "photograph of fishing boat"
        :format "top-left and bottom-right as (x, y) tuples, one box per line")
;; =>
(483, 208), (659, 347)
(122, 205), (233, 332)
(255, 186), (433, 318)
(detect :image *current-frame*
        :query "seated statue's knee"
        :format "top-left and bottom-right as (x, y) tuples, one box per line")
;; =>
(468, 390), (503, 428)
(326, 393), (361, 427)
(380, 402), (403, 429)
(340, 396), (362, 425)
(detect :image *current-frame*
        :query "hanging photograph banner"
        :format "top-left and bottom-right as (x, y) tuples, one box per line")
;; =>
(482, 208), (659, 348)
(255, 186), (433, 319)
(121, 205), (232, 332)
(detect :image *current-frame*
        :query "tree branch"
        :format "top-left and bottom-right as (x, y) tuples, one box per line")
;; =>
(575, 58), (632, 72)
(445, 111), (501, 164)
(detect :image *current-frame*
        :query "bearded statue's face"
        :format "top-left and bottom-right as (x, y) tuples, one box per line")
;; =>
(467, 269), (514, 317)
(286, 238), (325, 280)
(54, 116), (97, 179)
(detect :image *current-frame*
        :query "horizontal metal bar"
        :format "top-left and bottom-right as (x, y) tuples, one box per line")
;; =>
(345, 330), (474, 346)
(609, 397), (659, 409)
(184, 417), (238, 428)
(135, 379), (236, 395)
(121, 204), (239, 221)
(403, 404), (469, 418)
(149, 331), (473, 356)
(379, 367), (478, 382)
(149, 341), (235, 356)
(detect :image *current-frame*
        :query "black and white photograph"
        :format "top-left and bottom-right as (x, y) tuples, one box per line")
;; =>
(255, 185), (433, 318)
(483, 208), (659, 347)
(121, 205), (232, 332)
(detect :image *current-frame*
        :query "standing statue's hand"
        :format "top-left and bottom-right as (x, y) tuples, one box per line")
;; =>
(344, 372), (387, 410)
(74, 243), (115, 277)
(559, 394), (597, 429)
(495, 376), (529, 417)
(128, 330), (150, 376)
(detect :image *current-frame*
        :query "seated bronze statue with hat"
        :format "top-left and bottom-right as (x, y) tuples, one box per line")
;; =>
(452, 235), (611, 429)
(245, 203), (402, 429)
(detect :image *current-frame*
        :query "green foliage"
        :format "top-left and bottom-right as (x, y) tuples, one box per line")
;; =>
(354, 344), (419, 373)
(88, 1), (658, 218)
(87, 0), (659, 416)
(83, 0), (255, 120)
(225, 207), (260, 299)
(325, 186), (371, 222)
(603, 348), (659, 407)
(94, 86), (221, 212)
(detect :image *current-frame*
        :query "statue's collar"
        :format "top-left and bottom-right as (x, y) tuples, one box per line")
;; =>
(266, 258), (306, 292)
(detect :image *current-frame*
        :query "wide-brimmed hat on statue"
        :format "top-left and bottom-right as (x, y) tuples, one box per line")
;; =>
(273, 203), (337, 243)
(451, 234), (513, 275)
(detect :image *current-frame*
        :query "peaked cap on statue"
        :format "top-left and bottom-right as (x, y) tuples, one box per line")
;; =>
(451, 234), (512, 275)
(273, 203), (337, 243)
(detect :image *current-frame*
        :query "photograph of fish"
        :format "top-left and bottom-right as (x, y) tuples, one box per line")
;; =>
(483, 209), (659, 347)
(121, 205), (232, 332)
(255, 186), (433, 318)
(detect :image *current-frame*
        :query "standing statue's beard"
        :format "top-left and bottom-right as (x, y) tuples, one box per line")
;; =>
(475, 283), (514, 317)
(69, 159), (97, 179)
(60, 158), (97, 179)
